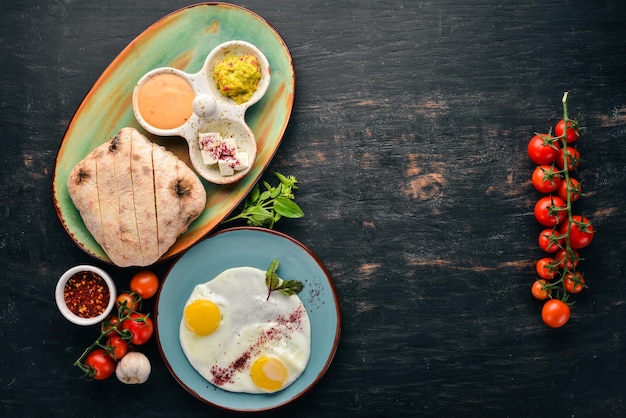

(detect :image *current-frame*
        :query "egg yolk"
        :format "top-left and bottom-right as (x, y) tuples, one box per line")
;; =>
(184, 299), (220, 336)
(250, 355), (289, 392)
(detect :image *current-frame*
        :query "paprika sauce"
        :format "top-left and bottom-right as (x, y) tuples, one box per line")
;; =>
(137, 73), (195, 130)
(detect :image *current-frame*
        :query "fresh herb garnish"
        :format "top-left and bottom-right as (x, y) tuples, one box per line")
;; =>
(265, 259), (304, 300)
(223, 172), (304, 229)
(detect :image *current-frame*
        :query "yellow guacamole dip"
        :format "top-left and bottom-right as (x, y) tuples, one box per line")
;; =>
(212, 54), (261, 105)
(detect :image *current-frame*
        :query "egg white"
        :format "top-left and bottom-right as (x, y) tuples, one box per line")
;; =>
(179, 266), (311, 394)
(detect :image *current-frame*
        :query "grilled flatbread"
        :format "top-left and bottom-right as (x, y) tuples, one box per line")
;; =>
(67, 127), (206, 267)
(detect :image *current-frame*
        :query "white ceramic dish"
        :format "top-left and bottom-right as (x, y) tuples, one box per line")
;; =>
(55, 265), (117, 326)
(132, 40), (271, 185)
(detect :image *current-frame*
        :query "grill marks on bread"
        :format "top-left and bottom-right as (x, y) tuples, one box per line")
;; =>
(69, 155), (106, 249)
(129, 130), (160, 265)
(111, 131), (143, 265)
(67, 127), (206, 267)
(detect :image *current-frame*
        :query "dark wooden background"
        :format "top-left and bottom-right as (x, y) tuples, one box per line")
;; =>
(1, 0), (626, 417)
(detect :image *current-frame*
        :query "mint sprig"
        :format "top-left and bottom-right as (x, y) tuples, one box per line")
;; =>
(264, 259), (303, 300)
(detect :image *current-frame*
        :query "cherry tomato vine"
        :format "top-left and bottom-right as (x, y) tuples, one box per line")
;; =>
(528, 92), (594, 328)
(74, 271), (158, 381)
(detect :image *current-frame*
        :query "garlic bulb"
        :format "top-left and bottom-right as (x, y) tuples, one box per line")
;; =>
(115, 352), (151, 384)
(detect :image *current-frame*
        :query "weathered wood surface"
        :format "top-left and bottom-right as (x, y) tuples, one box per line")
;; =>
(1, 0), (626, 417)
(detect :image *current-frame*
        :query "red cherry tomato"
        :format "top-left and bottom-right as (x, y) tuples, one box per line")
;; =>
(536, 257), (557, 280)
(105, 334), (128, 360)
(563, 272), (586, 294)
(556, 146), (580, 172)
(84, 348), (116, 380)
(542, 299), (570, 328)
(121, 313), (154, 345)
(554, 119), (579, 143)
(554, 248), (580, 271)
(538, 228), (562, 253)
(534, 196), (567, 227)
(528, 134), (560, 165)
(557, 177), (581, 203)
(116, 292), (140, 313)
(531, 165), (562, 194)
(560, 215), (594, 249)
(130, 270), (160, 300)
(532, 280), (551, 300)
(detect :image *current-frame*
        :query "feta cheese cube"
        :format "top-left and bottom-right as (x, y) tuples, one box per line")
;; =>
(218, 159), (235, 176)
(199, 132), (222, 165)
(234, 152), (249, 171)
(221, 137), (237, 156)
(199, 132), (222, 150)
(200, 132), (249, 176)
(200, 148), (218, 165)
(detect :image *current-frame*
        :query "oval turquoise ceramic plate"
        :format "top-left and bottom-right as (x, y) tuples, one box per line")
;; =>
(52, 3), (295, 263)
(155, 227), (341, 412)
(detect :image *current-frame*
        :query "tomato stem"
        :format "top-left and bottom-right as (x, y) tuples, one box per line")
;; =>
(555, 92), (576, 302)
(73, 291), (145, 378)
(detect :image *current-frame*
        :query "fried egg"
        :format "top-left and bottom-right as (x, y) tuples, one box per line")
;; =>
(179, 266), (311, 394)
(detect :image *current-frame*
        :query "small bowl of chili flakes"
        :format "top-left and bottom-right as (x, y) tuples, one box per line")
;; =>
(55, 265), (117, 326)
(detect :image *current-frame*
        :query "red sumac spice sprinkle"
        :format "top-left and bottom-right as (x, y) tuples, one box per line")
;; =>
(63, 271), (110, 318)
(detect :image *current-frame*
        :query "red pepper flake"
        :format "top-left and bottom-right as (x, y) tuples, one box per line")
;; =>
(63, 271), (110, 318)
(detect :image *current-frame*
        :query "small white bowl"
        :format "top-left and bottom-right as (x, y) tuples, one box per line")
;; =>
(55, 265), (117, 326)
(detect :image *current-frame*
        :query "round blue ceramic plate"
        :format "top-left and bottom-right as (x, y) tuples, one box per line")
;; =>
(155, 227), (341, 411)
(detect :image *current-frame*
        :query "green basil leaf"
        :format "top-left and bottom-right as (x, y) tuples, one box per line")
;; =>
(247, 217), (265, 227)
(273, 197), (304, 218)
(258, 190), (271, 202)
(275, 172), (289, 185)
(247, 206), (272, 217)
(249, 184), (260, 204)
(265, 260), (279, 288)
(277, 280), (303, 295)
(270, 184), (282, 198)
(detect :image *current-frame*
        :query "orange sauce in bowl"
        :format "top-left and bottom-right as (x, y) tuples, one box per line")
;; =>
(137, 73), (195, 130)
